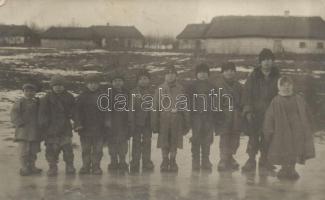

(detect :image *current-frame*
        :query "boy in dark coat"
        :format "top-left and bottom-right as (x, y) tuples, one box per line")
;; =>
(152, 66), (190, 172)
(215, 62), (243, 171)
(129, 69), (154, 173)
(187, 64), (215, 171)
(106, 72), (130, 173)
(38, 75), (76, 176)
(11, 82), (42, 176)
(74, 74), (106, 175)
(241, 48), (280, 172)
(263, 76), (315, 180)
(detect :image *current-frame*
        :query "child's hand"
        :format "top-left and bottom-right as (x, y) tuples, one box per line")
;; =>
(74, 126), (84, 132)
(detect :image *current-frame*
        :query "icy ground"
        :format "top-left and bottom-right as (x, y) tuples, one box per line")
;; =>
(0, 90), (325, 200)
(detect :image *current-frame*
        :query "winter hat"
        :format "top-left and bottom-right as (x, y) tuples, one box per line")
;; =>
(84, 74), (100, 83)
(22, 83), (37, 91)
(165, 66), (177, 75)
(195, 63), (210, 75)
(258, 48), (274, 63)
(50, 75), (66, 87)
(136, 69), (151, 82)
(22, 77), (41, 92)
(221, 62), (236, 73)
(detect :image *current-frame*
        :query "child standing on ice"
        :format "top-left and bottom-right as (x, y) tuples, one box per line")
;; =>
(11, 81), (42, 176)
(263, 76), (315, 180)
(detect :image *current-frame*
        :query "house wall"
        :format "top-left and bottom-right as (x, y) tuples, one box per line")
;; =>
(41, 39), (98, 49)
(178, 39), (205, 50)
(0, 36), (25, 46)
(204, 38), (325, 54)
(101, 38), (143, 49)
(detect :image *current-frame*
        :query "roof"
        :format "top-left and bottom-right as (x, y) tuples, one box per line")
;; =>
(0, 25), (36, 37)
(91, 25), (144, 39)
(176, 23), (209, 39)
(178, 16), (325, 40)
(42, 27), (96, 40)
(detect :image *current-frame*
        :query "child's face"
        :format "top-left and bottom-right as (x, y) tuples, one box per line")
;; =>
(261, 58), (273, 74)
(23, 88), (36, 99)
(278, 82), (293, 96)
(222, 69), (236, 80)
(138, 76), (150, 88)
(165, 73), (177, 84)
(197, 72), (209, 80)
(112, 78), (124, 90)
(86, 82), (100, 92)
(52, 85), (65, 94)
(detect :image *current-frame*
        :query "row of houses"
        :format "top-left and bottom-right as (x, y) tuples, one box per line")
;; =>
(177, 15), (325, 54)
(0, 24), (144, 49)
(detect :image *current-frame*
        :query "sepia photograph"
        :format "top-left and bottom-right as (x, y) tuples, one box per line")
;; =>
(0, 0), (325, 199)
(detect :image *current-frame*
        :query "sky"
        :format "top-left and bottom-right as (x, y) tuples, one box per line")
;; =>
(0, 0), (325, 36)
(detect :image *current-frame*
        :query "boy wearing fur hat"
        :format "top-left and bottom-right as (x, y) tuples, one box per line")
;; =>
(152, 66), (190, 172)
(129, 69), (155, 173)
(11, 82), (42, 176)
(241, 48), (280, 172)
(187, 64), (215, 171)
(106, 72), (130, 173)
(38, 75), (76, 176)
(263, 76), (315, 180)
(216, 62), (243, 171)
(74, 74), (106, 175)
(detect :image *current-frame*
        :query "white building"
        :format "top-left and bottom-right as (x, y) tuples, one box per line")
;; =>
(177, 15), (325, 55)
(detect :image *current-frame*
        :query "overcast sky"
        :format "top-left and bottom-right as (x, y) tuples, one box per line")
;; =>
(0, 0), (325, 36)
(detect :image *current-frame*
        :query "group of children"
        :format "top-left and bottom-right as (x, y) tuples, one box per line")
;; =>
(10, 48), (315, 180)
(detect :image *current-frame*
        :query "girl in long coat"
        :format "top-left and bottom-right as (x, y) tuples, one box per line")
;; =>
(263, 76), (315, 180)
(151, 66), (190, 172)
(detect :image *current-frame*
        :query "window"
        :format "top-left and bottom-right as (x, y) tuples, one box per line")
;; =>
(299, 42), (306, 48)
(317, 42), (324, 49)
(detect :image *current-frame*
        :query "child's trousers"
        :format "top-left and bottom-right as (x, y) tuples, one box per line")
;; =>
(80, 136), (104, 168)
(108, 141), (128, 163)
(18, 141), (40, 169)
(45, 136), (74, 166)
(219, 131), (240, 160)
(132, 126), (152, 163)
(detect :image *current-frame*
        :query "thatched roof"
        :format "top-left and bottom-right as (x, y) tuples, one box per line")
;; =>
(176, 24), (209, 39)
(91, 25), (144, 39)
(177, 16), (325, 40)
(42, 27), (96, 40)
(0, 25), (36, 37)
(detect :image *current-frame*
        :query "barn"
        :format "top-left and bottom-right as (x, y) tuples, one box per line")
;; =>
(0, 25), (39, 46)
(176, 23), (208, 51)
(177, 15), (325, 55)
(91, 25), (144, 49)
(41, 27), (98, 49)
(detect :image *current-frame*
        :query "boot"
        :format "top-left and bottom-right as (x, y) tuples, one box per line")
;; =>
(29, 161), (42, 174)
(130, 160), (140, 174)
(47, 164), (58, 177)
(118, 162), (129, 173)
(20, 166), (31, 176)
(169, 158), (178, 172)
(259, 157), (276, 171)
(192, 159), (200, 171)
(217, 159), (228, 172)
(142, 160), (154, 172)
(66, 162), (76, 175)
(108, 155), (119, 172)
(92, 164), (103, 175)
(201, 157), (212, 171)
(160, 158), (169, 172)
(79, 165), (91, 175)
(241, 157), (257, 172)
(229, 156), (239, 171)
